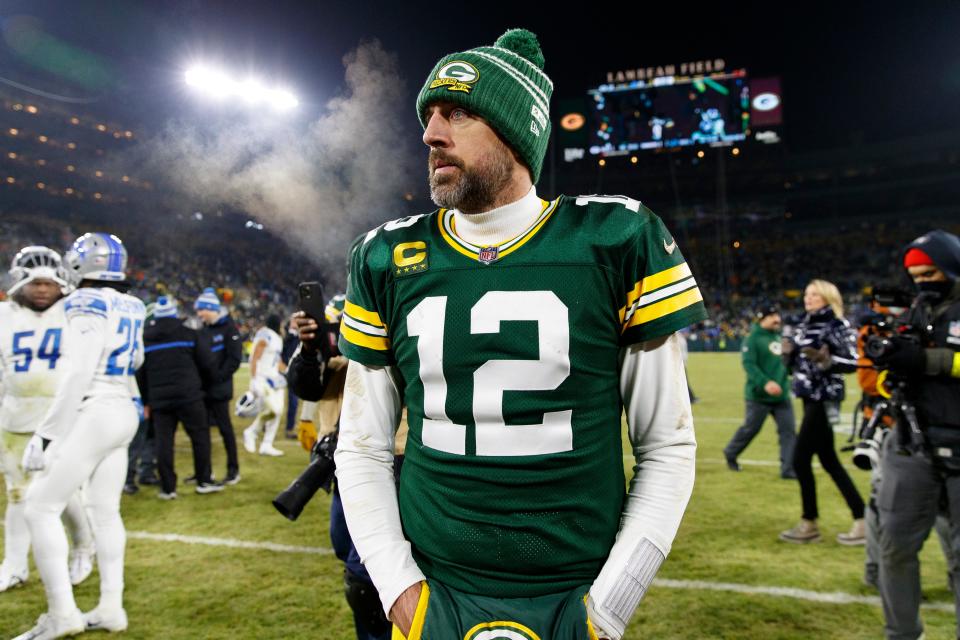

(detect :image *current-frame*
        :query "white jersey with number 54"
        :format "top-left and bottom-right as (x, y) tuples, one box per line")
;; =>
(36, 287), (145, 440)
(0, 299), (67, 433)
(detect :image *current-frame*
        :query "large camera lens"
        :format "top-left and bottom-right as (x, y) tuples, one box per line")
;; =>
(864, 335), (892, 360)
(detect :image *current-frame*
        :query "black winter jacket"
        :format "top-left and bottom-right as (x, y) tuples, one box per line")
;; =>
(137, 317), (214, 410)
(785, 306), (858, 402)
(199, 313), (242, 402)
(901, 230), (960, 429)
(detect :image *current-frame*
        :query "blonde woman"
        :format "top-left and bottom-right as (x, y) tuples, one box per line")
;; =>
(779, 279), (864, 544)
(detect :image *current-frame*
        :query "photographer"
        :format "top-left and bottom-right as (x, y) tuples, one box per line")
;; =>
(856, 289), (956, 595)
(287, 295), (400, 640)
(872, 230), (960, 640)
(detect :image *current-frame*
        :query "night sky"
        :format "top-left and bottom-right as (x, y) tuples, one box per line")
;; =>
(2, 0), (958, 151)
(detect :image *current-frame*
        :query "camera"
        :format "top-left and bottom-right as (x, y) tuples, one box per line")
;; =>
(846, 405), (890, 471)
(272, 432), (338, 521)
(856, 288), (934, 456)
(861, 287), (921, 363)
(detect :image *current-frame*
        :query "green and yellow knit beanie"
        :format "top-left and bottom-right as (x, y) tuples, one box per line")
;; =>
(416, 28), (553, 183)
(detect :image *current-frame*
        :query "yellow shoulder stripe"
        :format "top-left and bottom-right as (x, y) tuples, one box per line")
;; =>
(341, 323), (390, 351)
(952, 352), (960, 378)
(624, 286), (703, 330)
(344, 299), (385, 329)
(624, 262), (693, 310)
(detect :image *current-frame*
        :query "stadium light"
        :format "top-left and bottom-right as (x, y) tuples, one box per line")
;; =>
(184, 64), (299, 112)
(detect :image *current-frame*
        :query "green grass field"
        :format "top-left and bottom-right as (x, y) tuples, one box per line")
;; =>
(0, 355), (955, 639)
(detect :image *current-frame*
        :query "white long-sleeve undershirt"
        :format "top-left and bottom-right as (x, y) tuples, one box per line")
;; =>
(451, 185), (541, 245)
(334, 334), (697, 633)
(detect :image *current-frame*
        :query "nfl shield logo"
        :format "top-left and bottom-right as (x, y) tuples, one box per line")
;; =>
(950, 321), (960, 338)
(478, 246), (499, 265)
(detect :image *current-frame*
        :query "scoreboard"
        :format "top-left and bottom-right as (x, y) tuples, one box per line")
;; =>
(557, 63), (784, 159)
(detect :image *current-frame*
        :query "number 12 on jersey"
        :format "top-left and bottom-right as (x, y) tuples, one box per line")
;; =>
(408, 291), (573, 457)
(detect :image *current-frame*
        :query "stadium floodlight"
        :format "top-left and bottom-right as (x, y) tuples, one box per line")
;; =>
(184, 64), (299, 113)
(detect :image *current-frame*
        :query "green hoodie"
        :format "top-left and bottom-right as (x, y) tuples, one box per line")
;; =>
(742, 322), (790, 403)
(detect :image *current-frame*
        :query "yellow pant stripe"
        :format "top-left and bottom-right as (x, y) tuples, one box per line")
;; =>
(392, 583), (430, 640)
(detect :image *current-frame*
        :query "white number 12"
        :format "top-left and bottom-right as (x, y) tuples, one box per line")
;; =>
(407, 291), (572, 457)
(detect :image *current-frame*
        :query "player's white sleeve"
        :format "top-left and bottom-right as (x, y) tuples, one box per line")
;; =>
(588, 333), (697, 640)
(334, 360), (425, 616)
(35, 314), (106, 441)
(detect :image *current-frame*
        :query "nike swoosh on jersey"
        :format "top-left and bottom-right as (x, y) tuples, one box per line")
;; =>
(663, 238), (677, 254)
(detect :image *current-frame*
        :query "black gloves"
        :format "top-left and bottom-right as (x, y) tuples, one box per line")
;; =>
(872, 337), (926, 376)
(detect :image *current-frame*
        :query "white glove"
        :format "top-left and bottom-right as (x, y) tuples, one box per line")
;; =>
(249, 376), (267, 398)
(21, 434), (48, 472)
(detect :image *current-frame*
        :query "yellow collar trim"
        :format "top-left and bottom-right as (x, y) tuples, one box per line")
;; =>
(437, 198), (559, 262)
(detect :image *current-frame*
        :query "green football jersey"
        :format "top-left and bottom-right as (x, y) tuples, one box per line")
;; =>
(339, 194), (707, 598)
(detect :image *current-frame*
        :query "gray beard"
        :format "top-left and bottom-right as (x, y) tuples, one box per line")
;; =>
(429, 148), (513, 214)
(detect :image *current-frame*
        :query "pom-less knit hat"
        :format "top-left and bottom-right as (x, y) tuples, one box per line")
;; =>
(194, 287), (221, 312)
(416, 28), (553, 183)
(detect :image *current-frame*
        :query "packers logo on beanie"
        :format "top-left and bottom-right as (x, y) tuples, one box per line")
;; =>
(416, 28), (553, 183)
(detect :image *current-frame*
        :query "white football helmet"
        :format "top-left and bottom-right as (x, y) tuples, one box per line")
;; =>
(7, 246), (70, 296)
(62, 232), (128, 286)
(234, 391), (262, 418)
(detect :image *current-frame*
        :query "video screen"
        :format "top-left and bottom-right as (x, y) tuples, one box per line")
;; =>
(588, 71), (750, 154)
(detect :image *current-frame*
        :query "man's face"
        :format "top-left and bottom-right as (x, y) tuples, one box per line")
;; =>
(908, 264), (947, 284)
(19, 278), (61, 311)
(423, 102), (515, 214)
(197, 309), (219, 325)
(760, 313), (781, 331)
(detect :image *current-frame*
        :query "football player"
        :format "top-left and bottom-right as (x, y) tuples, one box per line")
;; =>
(0, 247), (96, 593)
(334, 29), (707, 640)
(242, 314), (287, 456)
(14, 233), (145, 639)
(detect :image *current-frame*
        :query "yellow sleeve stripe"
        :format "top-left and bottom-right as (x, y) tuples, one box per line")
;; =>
(344, 299), (386, 329)
(340, 323), (390, 351)
(624, 286), (703, 331)
(624, 262), (693, 310)
(952, 353), (960, 378)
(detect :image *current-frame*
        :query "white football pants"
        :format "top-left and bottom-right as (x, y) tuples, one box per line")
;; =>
(247, 386), (284, 448)
(0, 430), (94, 576)
(25, 397), (138, 616)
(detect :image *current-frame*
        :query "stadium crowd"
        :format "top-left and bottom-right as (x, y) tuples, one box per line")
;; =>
(1, 212), (303, 342)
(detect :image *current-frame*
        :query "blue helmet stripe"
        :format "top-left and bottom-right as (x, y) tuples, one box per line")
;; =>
(105, 234), (122, 273)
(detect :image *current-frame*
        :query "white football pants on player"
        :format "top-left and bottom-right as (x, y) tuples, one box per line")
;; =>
(245, 386), (284, 450)
(0, 431), (94, 582)
(24, 397), (137, 617)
